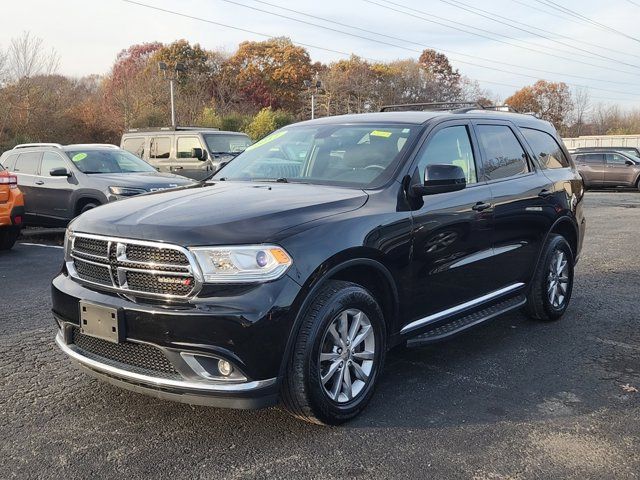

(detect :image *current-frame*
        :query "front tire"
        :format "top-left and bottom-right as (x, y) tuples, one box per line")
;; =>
(281, 280), (386, 425)
(0, 226), (20, 251)
(79, 202), (98, 214)
(525, 234), (574, 321)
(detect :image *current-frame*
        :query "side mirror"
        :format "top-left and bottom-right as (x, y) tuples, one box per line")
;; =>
(191, 147), (207, 161)
(625, 159), (634, 166)
(412, 164), (466, 196)
(50, 167), (72, 177)
(215, 160), (230, 173)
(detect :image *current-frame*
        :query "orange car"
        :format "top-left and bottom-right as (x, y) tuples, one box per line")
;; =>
(0, 163), (24, 250)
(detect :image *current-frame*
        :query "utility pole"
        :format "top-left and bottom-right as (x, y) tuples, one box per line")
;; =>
(304, 73), (322, 120)
(158, 62), (186, 127)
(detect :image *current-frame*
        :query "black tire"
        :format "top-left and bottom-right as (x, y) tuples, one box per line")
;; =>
(79, 202), (98, 214)
(525, 234), (574, 322)
(281, 280), (386, 425)
(0, 226), (20, 251)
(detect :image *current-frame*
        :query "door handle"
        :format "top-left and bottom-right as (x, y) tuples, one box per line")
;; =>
(172, 166), (184, 170)
(472, 201), (492, 212)
(538, 189), (553, 198)
(35, 180), (44, 185)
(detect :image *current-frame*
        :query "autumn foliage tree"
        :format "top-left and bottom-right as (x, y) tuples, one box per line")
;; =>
(505, 80), (574, 130)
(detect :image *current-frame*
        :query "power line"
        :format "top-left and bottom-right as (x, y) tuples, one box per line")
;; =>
(252, 0), (639, 87)
(534, 0), (640, 44)
(439, 0), (640, 63)
(121, 0), (640, 99)
(366, 0), (640, 74)
(627, 0), (640, 7)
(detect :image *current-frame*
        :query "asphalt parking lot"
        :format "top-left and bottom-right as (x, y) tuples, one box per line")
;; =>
(1, 191), (639, 480)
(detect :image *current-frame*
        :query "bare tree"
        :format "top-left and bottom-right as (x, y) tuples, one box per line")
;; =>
(569, 87), (591, 137)
(7, 31), (59, 81)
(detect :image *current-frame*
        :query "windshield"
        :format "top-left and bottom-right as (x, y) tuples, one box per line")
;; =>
(213, 124), (420, 187)
(204, 134), (252, 154)
(65, 149), (157, 174)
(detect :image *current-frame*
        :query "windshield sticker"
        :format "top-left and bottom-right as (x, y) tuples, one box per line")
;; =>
(71, 153), (87, 162)
(370, 130), (392, 138)
(245, 130), (288, 151)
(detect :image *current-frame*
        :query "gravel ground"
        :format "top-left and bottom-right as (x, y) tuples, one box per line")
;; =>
(0, 191), (638, 479)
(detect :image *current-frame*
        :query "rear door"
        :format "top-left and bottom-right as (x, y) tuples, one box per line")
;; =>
(473, 121), (554, 288)
(574, 153), (604, 186)
(604, 153), (636, 186)
(149, 135), (172, 171)
(34, 151), (74, 220)
(12, 151), (42, 217)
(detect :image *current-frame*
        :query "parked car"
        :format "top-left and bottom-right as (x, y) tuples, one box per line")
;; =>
(573, 149), (640, 190)
(0, 143), (194, 227)
(0, 163), (24, 250)
(121, 127), (252, 180)
(569, 146), (640, 157)
(53, 105), (585, 425)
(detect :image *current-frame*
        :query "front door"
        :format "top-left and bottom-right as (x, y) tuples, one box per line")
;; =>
(604, 153), (636, 186)
(174, 135), (210, 180)
(406, 122), (495, 330)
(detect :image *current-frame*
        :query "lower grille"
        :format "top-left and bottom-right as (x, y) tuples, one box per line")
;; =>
(126, 271), (193, 296)
(72, 328), (180, 379)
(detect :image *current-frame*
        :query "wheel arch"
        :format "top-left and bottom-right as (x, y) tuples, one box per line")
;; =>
(529, 216), (579, 289)
(278, 252), (400, 381)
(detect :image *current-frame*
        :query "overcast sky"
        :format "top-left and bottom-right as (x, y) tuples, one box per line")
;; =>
(1, 0), (639, 108)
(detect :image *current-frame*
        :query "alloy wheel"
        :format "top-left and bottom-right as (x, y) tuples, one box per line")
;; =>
(547, 249), (570, 308)
(318, 308), (375, 403)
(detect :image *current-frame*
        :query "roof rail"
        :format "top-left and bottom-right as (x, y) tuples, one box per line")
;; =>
(380, 102), (483, 112)
(482, 104), (521, 113)
(13, 143), (63, 150)
(65, 143), (120, 149)
(126, 126), (220, 133)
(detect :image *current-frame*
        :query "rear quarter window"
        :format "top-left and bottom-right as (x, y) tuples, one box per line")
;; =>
(521, 128), (570, 169)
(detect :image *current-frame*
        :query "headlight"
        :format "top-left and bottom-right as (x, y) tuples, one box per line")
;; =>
(190, 245), (292, 283)
(63, 222), (75, 262)
(108, 186), (147, 197)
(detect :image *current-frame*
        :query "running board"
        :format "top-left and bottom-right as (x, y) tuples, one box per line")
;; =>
(407, 294), (526, 346)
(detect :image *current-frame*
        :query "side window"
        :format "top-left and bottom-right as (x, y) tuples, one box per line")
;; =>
(150, 137), (171, 159)
(14, 152), (42, 174)
(416, 125), (477, 184)
(41, 152), (68, 176)
(477, 125), (529, 181)
(123, 137), (145, 158)
(177, 136), (203, 159)
(521, 128), (569, 169)
(1, 153), (18, 170)
(606, 153), (628, 165)
(584, 153), (604, 164)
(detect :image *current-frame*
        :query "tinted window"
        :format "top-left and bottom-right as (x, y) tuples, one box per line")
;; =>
(14, 152), (42, 174)
(123, 137), (145, 157)
(177, 137), (203, 159)
(477, 125), (528, 181)
(65, 149), (156, 173)
(580, 153), (604, 164)
(521, 128), (569, 169)
(41, 152), (68, 176)
(150, 137), (171, 159)
(1, 153), (18, 170)
(416, 125), (477, 184)
(215, 124), (420, 188)
(606, 153), (629, 165)
(204, 134), (252, 154)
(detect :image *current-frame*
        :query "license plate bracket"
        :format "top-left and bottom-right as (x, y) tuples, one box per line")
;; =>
(79, 301), (124, 343)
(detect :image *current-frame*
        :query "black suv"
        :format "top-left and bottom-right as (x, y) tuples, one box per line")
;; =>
(0, 143), (194, 226)
(52, 106), (585, 425)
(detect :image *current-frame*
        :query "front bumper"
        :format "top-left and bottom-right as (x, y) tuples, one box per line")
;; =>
(52, 271), (302, 409)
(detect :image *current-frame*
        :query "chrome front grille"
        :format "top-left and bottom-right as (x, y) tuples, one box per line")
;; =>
(68, 234), (200, 298)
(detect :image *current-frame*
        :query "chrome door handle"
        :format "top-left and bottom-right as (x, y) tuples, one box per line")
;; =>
(35, 180), (44, 185)
(472, 201), (492, 212)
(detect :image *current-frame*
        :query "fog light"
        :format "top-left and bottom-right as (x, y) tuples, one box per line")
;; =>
(218, 359), (233, 376)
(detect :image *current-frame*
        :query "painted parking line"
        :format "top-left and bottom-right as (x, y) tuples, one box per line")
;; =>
(18, 242), (64, 250)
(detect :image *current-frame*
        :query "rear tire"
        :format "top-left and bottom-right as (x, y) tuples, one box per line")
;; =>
(281, 280), (386, 425)
(525, 234), (574, 322)
(0, 226), (20, 251)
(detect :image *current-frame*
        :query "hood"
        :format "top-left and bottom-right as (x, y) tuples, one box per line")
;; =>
(72, 181), (368, 245)
(86, 171), (195, 189)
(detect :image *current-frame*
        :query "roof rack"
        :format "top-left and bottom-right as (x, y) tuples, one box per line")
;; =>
(126, 126), (220, 133)
(380, 102), (483, 112)
(13, 143), (63, 150)
(65, 143), (120, 149)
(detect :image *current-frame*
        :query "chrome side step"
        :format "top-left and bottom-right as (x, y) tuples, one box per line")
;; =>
(407, 294), (526, 346)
